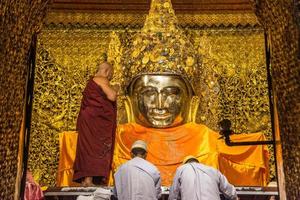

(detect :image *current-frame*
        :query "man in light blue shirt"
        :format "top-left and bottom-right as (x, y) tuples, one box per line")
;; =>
(169, 155), (238, 200)
(113, 140), (162, 200)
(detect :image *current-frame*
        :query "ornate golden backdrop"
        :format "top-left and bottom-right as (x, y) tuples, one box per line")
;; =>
(45, 12), (259, 27)
(252, 0), (300, 198)
(28, 11), (274, 186)
(0, 1), (49, 198)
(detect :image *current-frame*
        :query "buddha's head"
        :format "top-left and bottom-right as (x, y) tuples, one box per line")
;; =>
(120, 0), (200, 128)
(126, 73), (195, 128)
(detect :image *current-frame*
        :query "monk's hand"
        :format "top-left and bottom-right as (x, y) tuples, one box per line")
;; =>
(112, 84), (121, 94)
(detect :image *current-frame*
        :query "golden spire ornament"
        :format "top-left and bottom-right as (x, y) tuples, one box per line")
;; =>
(122, 0), (201, 94)
(107, 31), (124, 87)
(142, 0), (177, 33)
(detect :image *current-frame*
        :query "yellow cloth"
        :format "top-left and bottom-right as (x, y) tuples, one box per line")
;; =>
(57, 131), (80, 187)
(57, 123), (269, 187)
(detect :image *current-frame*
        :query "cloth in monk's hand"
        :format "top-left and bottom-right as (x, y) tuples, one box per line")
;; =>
(73, 78), (117, 184)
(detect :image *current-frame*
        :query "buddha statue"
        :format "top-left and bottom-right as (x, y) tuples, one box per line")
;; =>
(112, 73), (269, 186)
(111, 0), (269, 186)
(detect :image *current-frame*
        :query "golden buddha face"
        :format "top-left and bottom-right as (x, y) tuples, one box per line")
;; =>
(128, 74), (193, 128)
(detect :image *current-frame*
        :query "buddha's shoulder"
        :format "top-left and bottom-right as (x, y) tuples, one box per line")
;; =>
(185, 122), (215, 131)
(117, 123), (145, 132)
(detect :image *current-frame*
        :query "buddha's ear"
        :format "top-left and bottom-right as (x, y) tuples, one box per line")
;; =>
(124, 96), (135, 123)
(187, 96), (200, 123)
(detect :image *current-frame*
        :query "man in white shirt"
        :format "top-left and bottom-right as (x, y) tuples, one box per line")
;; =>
(169, 155), (238, 200)
(113, 140), (162, 200)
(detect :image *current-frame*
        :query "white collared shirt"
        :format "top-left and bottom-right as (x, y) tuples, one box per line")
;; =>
(169, 162), (237, 200)
(114, 157), (162, 200)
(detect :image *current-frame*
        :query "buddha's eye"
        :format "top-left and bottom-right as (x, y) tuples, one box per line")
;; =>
(140, 87), (157, 96)
(162, 87), (181, 96)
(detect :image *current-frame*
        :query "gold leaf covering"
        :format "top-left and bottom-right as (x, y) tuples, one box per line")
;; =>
(29, 18), (275, 187)
(122, 0), (201, 93)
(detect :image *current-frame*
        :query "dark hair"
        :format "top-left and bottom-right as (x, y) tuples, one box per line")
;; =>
(186, 158), (199, 164)
(131, 148), (147, 156)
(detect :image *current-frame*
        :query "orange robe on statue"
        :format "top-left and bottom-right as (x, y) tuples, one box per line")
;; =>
(112, 122), (269, 186)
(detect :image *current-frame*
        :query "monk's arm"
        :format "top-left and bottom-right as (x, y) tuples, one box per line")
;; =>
(218, 171), (238, 200)
(168, 168), (181, 200)
(93, 77), (117, 101)
(155, 172), (162, 199)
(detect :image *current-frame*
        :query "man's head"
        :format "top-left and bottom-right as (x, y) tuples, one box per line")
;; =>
(127, 74), (193, 128)
(131, 140), (147, 159)
(96, 62), (114, 80)
(183, 155), (199, 164)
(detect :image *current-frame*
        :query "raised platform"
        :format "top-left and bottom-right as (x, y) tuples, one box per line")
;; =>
(44, 186), (279, 200)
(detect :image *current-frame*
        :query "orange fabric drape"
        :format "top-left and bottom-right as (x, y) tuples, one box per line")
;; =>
(57, 123), (269, 187)
(113, 123), (269, 186)
(56, 132), (80, 187)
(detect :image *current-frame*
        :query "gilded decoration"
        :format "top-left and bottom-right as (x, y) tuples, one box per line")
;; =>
(29, 11), (275, 186)
(45, 11), (260, 27)
(252, 0), (300, 198)
(122, 0), (201, 95)
(0, 0), (49, 198)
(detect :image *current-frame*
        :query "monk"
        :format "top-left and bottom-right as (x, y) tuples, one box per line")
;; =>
(73, 62), (118, 187)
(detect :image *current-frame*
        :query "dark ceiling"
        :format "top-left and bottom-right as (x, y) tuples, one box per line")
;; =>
(50, 0), (253, 13)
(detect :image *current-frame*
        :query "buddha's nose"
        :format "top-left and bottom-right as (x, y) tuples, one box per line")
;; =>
(156, 93), (164, 109)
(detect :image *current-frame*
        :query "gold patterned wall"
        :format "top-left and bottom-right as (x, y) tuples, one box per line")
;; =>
(0, 1), (49, 199)
(28, 13), (275, 186)
(252, 0), (300, 199)
(29, 29), (112, 186)
(194, 29), (271, 133)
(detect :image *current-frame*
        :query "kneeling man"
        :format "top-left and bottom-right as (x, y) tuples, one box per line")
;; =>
(114, 140), (162, 200)
(169, 155), (238, 200)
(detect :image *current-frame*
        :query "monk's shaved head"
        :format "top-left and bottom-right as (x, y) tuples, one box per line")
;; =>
(95, 61), (114, 80)
(97, 62), (113, 72)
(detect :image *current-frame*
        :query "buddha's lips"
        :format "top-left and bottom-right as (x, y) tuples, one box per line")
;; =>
(151, 113), (172, 120)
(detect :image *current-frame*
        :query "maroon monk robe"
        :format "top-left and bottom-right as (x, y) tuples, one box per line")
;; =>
(73, 78), (117, 184)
